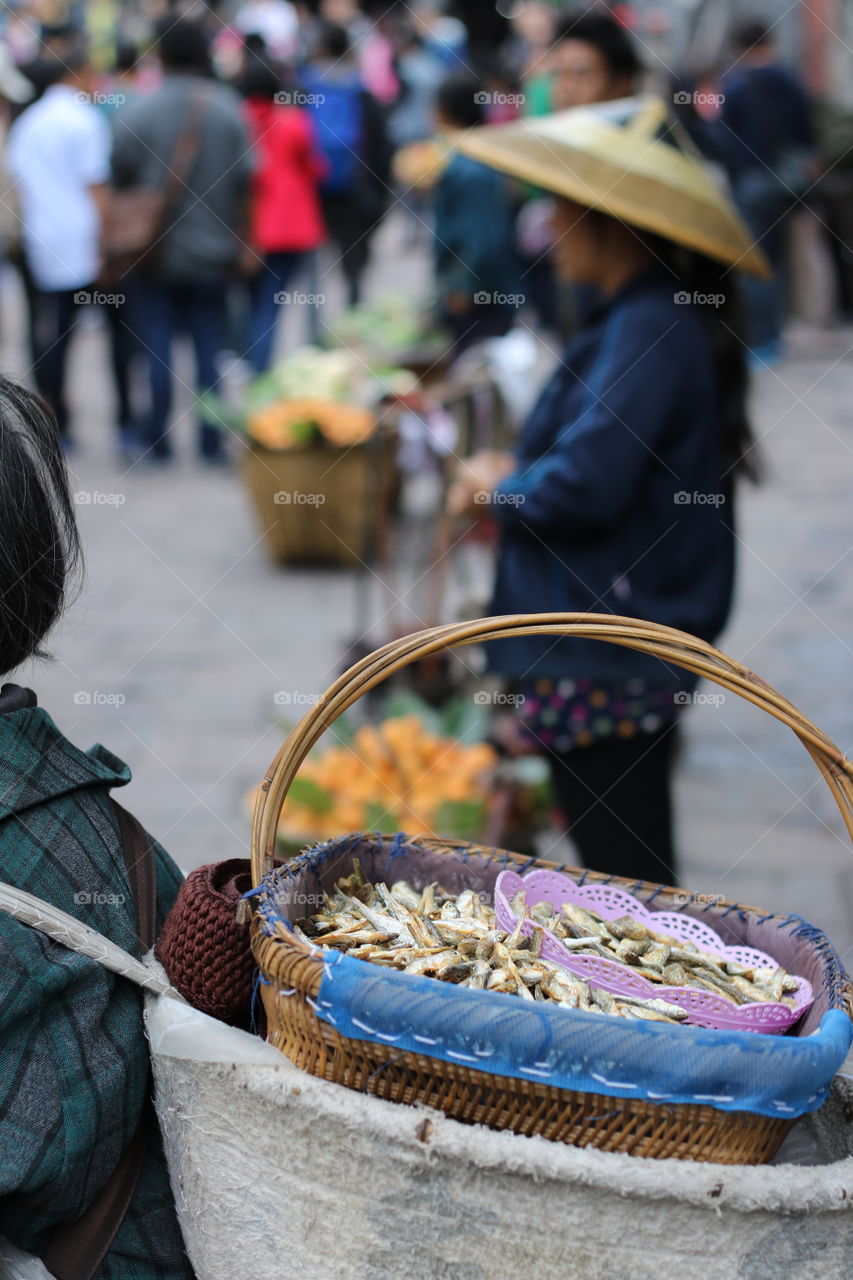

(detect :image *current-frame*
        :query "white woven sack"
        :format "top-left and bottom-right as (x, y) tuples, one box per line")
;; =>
(147, 994), (853, 1280)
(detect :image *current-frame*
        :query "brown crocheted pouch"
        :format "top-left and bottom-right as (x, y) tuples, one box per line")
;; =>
(155, 859), (255, 1027)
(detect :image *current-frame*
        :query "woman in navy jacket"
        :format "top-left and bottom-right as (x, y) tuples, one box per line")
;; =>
(449, 99), (766, 885)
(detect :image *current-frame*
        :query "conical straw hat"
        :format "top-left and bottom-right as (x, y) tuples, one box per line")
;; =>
(452, 95), (771, 279)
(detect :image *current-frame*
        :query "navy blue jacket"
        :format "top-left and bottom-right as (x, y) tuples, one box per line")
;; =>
(487, 269), (735, 688)
(719, 64), (814, 180)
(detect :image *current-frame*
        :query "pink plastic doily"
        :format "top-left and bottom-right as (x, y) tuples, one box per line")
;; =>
(494, 869), (813, 1034)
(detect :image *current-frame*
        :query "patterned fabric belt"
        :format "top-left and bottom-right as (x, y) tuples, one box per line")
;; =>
(518, 676), (677, 753)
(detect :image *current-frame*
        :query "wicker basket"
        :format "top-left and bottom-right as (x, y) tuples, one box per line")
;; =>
(240, 431), (395, 567)
(250, 613), (853, 1164)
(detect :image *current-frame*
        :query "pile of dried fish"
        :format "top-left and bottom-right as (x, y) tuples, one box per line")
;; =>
(518, 893), (799, 1008)
(297, 863), (691, 1024)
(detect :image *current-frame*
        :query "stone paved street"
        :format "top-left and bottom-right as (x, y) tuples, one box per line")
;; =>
(2, 218), (852, 965)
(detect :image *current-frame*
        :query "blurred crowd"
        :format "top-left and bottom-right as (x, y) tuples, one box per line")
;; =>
(0, 0), (844, 464)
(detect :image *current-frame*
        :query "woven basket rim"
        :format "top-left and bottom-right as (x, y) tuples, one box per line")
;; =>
(252, 830), (853, 1022)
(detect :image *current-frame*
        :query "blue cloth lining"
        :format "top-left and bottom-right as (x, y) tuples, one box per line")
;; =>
(256, 832), (852, 1117)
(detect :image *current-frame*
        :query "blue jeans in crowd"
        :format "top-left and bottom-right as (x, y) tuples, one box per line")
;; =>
(133, 277), (228, 461)
(245, 251), (304, 374)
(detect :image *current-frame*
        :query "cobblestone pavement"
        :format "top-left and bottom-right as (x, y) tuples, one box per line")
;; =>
(2, 219), (852, 965)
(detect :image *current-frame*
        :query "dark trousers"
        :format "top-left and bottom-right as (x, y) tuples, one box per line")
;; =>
(133, 277), (228, 460)
(30, 284), (87, 439)
(104, 298), (140, 435)
(321, 192), (373, 308)
(245, 250), (304, 374)
(548, 727), (679, 886)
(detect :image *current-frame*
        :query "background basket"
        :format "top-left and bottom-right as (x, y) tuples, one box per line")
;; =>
(241, 433), (395, 567)
(250, 614), (853, 1164)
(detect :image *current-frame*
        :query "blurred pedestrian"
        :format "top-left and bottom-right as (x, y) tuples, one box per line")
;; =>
(301, 22), (390, 307)
(433, 74), (520, 356)
(0, 42), (32, 257)
(100, 40), (145, 455)
(503, 0), (556, 116)
(234, 0), (299, 62)
(387, 22), (445, 150)
(7, 43), (111, 446)
(719, 20), (816, 365)
(102, 37), (143, 111)
(411, 1), (469, 72)
(550, 10), (642, 111)
(112, 17), (254, 463)
(237, 55), (326, 371)
(448, 98), (768, 884)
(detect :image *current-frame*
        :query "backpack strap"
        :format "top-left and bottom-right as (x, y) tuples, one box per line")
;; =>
(41, 802), (158, 1280)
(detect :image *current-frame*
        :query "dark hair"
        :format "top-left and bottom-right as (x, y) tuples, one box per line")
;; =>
(114, 39), (139, 75)
(312, 21), (351, 61)
(243, 32), (269, 57)
(236, 55), (281, 100)
(643, 232), (759, 484)
(436, 72), (485, 128)
(732, 20), (772, 52)
(156, 17), (211, 73)
(50, 39), (90, 81)
(0, 379), (81, 674)
(554, 11), (642, 81)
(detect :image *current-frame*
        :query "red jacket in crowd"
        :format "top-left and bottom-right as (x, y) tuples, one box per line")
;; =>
(244, 98), (327, 252)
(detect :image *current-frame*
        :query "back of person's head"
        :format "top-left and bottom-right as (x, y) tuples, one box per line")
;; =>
(45, 38), (90, 85)
(236, 54), (281, 100)
(554, 10), (642, 83)
(312, 20), (352, 62)
(244, 32), (269, 59)
(156, 16), (211, 74)
(0, 380), (81, 675)
(39, 22), (78, 57)
(732, 19), (773, 54)
(436, 72), (485, 128)
(114, 39), (139, 75)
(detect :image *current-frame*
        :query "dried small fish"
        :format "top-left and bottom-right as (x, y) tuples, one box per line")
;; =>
(298, 874), (799, 1027)
(614, 938), (647, 965)
(390, 881), (421, 911)
(615, 992), (689, 1021)
(606, 915), (649, 942)
(642, 943), (671, 970)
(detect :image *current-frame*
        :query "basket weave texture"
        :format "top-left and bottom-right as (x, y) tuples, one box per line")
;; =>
(249, 614), (853, 1163)
(156, 859), (254, 1026)
(252, 834), (850, 1167)
(241, 435), (394, 567)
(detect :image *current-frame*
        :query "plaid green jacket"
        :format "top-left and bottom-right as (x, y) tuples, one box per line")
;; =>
(0, 703), (193, 1278)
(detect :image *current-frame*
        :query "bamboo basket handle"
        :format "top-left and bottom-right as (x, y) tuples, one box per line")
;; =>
(251, 613), (853, 885)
